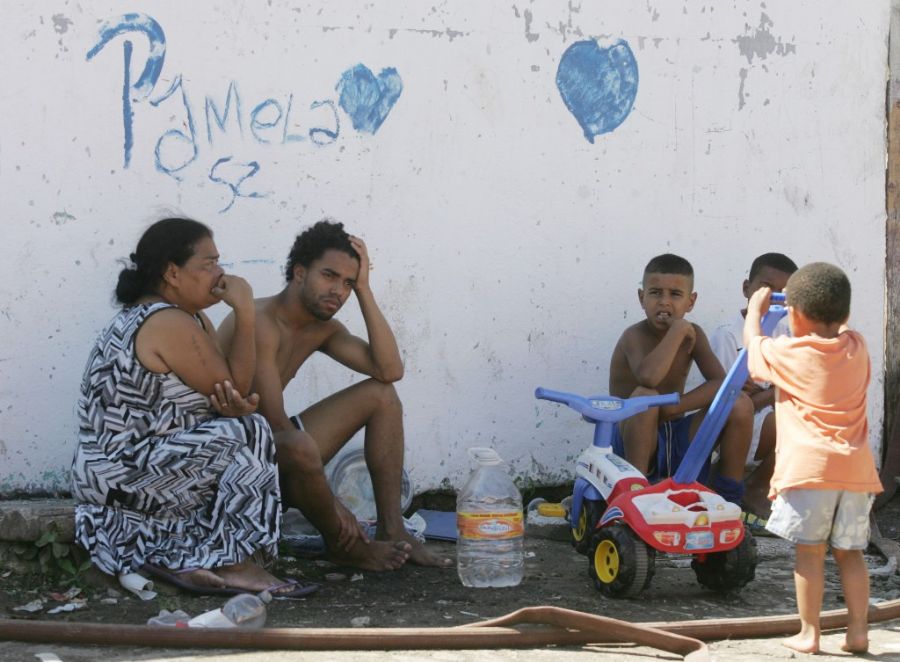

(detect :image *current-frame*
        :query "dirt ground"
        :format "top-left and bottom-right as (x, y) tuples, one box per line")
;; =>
(1, 493), (900, 661)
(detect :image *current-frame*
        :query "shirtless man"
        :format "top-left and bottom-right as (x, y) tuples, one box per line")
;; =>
(608, 253), (753, 505)
(219, 220), (451, 570)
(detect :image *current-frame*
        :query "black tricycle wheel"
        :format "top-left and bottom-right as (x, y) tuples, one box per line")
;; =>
(570, 498), (604, 555)
(691, 526), (758, 593)
(589, 523), (655, 598)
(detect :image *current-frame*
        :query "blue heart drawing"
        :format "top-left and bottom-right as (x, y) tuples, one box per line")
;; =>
(556, 39), (639, 143)
(336, 64), (403, 134)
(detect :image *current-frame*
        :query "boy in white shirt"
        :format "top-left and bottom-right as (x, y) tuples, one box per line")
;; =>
(708, 252), (797, 525)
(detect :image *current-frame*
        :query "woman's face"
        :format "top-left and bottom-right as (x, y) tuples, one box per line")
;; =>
(167, 236), (224, 311)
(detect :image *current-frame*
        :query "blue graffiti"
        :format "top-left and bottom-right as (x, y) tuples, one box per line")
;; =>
(150, 75), (198, 178)
(86, 13), (166, 167)
(336, 64), (403, 134)
(206, 81), (243, 144)
(556, 39), (638, 143)
(87, 13), (400, 212)
(209, 157), (266, 213)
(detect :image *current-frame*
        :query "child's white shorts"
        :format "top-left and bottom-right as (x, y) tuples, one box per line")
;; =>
(766, 488), (874, 550)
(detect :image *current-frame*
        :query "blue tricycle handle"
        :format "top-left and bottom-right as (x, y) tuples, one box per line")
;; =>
(672, 292), (787, 484)
(535, 389), (680, 450)
(534, 389), (679, 424)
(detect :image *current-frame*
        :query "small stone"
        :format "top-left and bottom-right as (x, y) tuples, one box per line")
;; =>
(350, 616), (371, 628)
(325, 573), (346, 582)
(350, 573), (364, 582)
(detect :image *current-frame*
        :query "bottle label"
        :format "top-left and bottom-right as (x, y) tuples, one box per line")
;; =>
(457, 511), (524, 540)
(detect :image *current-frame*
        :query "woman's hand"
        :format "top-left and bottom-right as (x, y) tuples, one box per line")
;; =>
(210, 380), (260, 417)
(211, 274), (254, 312)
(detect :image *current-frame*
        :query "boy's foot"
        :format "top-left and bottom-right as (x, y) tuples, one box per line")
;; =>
(326, 539), (411, 571)
(378, 526), (453, 568)
(781, 633), (819, 654)
(841, 633), (869, 654)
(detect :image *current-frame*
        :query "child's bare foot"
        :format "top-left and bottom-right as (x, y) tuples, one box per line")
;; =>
(326, 539), (411, 571)
(781, 633), (819, 655)
(378, 527), (453, 567)
(841, 633), (869, 654)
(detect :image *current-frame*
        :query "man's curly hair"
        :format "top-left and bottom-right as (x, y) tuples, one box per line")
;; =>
(285, 219), (359, 282)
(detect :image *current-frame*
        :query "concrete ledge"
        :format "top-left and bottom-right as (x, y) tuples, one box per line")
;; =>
(0, 499), (75, 543)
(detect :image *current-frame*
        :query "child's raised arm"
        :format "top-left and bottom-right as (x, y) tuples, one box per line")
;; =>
(743, 286), (771, 347)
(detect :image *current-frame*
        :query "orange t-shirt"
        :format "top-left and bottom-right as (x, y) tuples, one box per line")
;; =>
(747, 330), (883, 498)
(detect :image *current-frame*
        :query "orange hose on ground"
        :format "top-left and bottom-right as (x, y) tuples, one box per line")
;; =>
(3, 599), (900, 659)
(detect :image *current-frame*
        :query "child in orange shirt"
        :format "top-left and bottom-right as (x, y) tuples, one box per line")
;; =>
(744, 262), (883, 655)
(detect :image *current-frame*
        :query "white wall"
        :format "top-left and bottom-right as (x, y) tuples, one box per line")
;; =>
(0, 1), (889, 496)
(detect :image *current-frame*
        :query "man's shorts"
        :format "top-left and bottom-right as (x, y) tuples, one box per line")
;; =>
(289, 415), (305, 432)
(611, 414), (709, 481)
(766, 489), (874, 549)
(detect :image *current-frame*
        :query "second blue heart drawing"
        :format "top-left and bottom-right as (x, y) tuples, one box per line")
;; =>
(337, 64), (403, 134)
(556, 39), (639, 143)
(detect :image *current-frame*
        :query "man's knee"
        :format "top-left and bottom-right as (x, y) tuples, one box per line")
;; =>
(363, 379), (402, 412)
(275, 430), (324, 474)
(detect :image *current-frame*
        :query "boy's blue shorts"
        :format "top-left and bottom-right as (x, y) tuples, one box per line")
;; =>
(611, 414), (710, 482)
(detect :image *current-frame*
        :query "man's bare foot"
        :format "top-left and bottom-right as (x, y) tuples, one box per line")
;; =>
(378, 528), (453, 567)
(326, 539), (411, 571)
(841, 633), (869, 654)
(781, 633), (819, 654)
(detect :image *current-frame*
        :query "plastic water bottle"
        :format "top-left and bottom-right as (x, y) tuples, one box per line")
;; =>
(456, 447), (524, 588)
(146, 609), (190, 627)
(188, 591), (271, 628)
(222, 591), (270, 628)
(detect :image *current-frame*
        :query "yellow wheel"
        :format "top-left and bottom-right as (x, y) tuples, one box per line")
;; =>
(570, 499), (602, 555)
(589, 524), (654, 598)
(593, 538), (620, 584)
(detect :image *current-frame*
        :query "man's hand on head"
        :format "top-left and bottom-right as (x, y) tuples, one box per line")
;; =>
(349, 235), (370, 292)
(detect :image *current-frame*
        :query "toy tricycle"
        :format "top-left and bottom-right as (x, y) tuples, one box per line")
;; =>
(535, 293), (786, 598)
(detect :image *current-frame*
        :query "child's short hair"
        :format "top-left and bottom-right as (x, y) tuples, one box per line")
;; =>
(786, 262), (851, 324)
(644, 253), (693, 279)
(748, 252), (798, 280)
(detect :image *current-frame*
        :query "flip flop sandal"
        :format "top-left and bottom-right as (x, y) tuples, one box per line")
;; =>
(141, 564), (247, 596)
(265, 578), (321, 600)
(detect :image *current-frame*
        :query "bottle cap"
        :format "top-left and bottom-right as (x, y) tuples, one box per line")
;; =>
(468, 447), (503, 465)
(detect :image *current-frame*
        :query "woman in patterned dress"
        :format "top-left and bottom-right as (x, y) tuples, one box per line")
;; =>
(72, 218), (313, 596)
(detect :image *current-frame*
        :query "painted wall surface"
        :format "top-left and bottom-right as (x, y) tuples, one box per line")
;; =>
(0, 2), (889, 496)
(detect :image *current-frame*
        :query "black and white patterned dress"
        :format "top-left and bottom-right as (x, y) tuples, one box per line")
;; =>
(72, 302), (281, 575)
